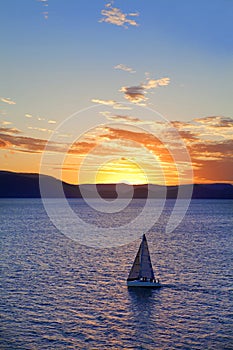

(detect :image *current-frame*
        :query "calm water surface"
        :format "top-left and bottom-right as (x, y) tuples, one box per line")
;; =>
(0, 199), (233, 349)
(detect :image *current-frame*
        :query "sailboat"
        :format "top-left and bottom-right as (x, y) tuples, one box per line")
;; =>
(127, 234), (162, 288)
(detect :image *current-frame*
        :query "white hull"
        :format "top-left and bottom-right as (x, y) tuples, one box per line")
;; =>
(127, 280), (162, 288)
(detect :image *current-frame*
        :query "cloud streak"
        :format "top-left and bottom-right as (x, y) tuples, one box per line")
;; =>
(99, 2), (139, 28)
(1, 121), (12, 126)
(100, 112), (157, 126)
(1, 97), (16, 105)
(37, 0), (49, 19)
(101, 112), (143, 124)
(0, 127), (21, 134)
(0, 130), (65, 154)
(0, 126), (96, 156)
(114, 64), (136, 73)
(194, 116), (233, 128)
(27, 126), (54, 133)
(91, 98), (131, 110)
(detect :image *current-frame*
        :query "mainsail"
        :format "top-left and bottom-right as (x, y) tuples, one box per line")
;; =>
(127, 234), (155, 281)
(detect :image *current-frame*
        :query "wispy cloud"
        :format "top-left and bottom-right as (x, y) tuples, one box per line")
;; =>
(0, 128), (64, 153)
(1, 97), (16, 105)
(43, 11), (49, 20)
(0, 138), (11, 149)
(91, 98), (131, 110)
(25, 113), (56, 124)
(100, 112), (141, 123)
(170, 116), (233, 142)
(37, 0), (49, 19)
(92, 98), (117, 106)
(0, 127), (21, 134)
(0, 109), (7, 116)
(99, 2), (139, 28)
(142, 77), (170, 89)
(120, 77), (170, 105)
(27, 126), (54, 133)
(194, 116), (233, 128)
(0, 127), (96, 156)
(114, 64), (136, 73)
(1, 121), (12, 126)
(100, 112), (155, 125)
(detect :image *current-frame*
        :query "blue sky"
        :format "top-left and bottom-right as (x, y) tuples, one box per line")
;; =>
(1, 1), (232, 120)
(0, 1), (232, 184)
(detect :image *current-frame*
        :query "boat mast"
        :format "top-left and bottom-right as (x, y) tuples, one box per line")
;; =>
(139, 234), (145, 279)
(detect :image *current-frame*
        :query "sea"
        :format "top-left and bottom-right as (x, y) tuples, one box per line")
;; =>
(0, 199), (232, 350)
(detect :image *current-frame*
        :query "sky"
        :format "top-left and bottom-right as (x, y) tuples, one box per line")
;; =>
(0, 0), (232, 185)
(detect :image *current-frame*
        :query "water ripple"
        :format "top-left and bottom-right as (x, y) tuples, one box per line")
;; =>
(0, 199), (233, 349)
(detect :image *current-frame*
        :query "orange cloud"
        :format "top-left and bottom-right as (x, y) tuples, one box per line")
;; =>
(0, 128), (64, 154)
(0, 138), (11, 149)
(172, 118), (233, 183)
(0, 127), (21, 134)
(190, 139), (233, 159)
(193, 158), (233, 183)
(120, 85), (147, 104)
(194, 116), (233, 128)
(1, 116), (232, 185)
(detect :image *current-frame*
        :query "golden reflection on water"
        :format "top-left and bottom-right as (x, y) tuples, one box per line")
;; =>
(1, 199), (232, 349)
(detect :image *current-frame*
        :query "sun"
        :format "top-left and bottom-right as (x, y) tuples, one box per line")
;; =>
(95, 158), (148, 185)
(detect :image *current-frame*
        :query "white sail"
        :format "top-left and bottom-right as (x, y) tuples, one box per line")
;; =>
(127, 242), (142, 281)
(127, 234), (155, 281)
(140, 234), (155, 280)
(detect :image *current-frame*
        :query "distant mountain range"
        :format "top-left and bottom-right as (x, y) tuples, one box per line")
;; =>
(0, 171), (233, 199)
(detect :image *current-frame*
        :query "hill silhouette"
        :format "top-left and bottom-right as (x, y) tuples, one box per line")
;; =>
(0, 171), (232, 199)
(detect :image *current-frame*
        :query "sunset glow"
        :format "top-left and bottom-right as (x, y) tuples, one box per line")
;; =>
(0, 1), (232, 185)
(95, 158), (148, 185)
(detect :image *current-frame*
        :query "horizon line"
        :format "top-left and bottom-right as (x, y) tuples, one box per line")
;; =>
(1, 170), (233, 187)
